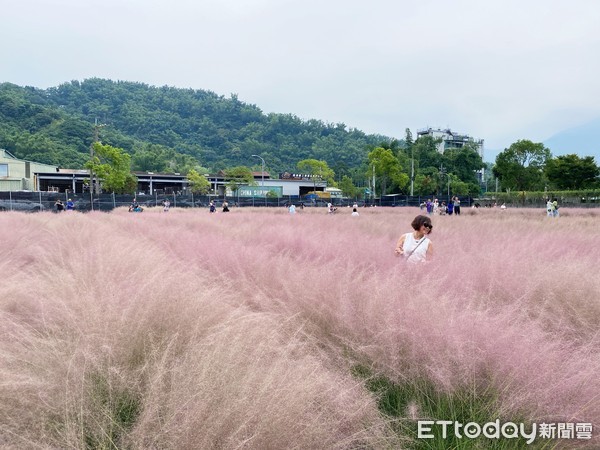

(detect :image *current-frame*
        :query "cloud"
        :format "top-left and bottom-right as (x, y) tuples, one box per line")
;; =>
(2, 0), (600, 154)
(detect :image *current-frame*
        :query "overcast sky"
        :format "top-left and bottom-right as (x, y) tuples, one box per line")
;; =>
(2, 0), (600, 160)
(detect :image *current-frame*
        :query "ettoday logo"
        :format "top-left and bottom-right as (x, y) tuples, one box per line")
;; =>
(417, 420), (593, 444)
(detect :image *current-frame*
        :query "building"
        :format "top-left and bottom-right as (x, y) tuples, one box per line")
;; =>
(35, 168), (90, 193)
(416, 127), (485, 182)
(416, 127), (484, 159)
(32, 168), (327, 197)
(34, 170), (192, 195)
(0, 149), (58, 191)
(212, 171), (326, 197)
(0, 147), (329, 196)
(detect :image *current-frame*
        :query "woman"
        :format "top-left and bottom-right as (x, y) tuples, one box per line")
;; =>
(394, 215), (433, 263)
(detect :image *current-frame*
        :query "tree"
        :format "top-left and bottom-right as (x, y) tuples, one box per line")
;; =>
(165, 151), (208, 175)
(332, 161), (350, 182)
(297, 159), (335, 192)
(2, 80), (393, 175)
(223, 166), (255, 196)
(493, 140), (551, 191)
(545, 154), (599, 190)
(404, 128), (414, 150)
(367, 147), (409, 196)
(338, 175), (359, 199)
(413, 135), (443, 171)
(443, 141), (484, 185)
(131, 149), (167, 172)
(414, 170), (438, 196)
(187, 168), (211, 194)
(85, 142), (137, 194)
(449, 178), (480, 196)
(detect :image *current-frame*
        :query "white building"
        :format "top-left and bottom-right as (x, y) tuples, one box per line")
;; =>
(416, 127), (484, 160)
(416, 127), (485, 182)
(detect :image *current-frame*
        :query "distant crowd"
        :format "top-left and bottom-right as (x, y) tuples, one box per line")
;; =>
(51, 196), (560, 217)
(420, 197), (463, 216)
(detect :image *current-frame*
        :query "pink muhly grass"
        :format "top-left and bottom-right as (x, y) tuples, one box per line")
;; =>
(116, 207), (600, 417)
(115, 207), (600, 405)
(2, 206), (600, 447)
(0, 211), (395, 448)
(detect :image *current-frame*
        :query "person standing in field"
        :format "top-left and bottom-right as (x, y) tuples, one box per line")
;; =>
(439, 201), (447, 215)
(66, 198), (74, 211)
(394, 215), (433, 264)
(163, 199), (170, 212)
(453, 196), (461, 215)
(426, 199), (433, 215)
(351, 207), (359, 217)
(222, 200), (230, 212)
(552, 198), (560, 217)
(289, 204), (296, 214)
(447, 200), (454, 216)
(546, 199), (554, 217)
(55, 199), (64, 212)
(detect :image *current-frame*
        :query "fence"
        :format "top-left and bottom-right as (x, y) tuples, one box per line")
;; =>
(0, 192), (295, 212)
(3, 191), (597, 213)
(0, 192), (476, 212)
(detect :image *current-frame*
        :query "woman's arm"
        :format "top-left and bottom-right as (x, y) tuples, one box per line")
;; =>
(426, 242), (434, 261)
(394, 234), (406, 256)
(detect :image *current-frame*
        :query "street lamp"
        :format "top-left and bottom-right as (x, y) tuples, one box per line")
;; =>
(251, 155), (265, 197)
(439, 166), (450, 198)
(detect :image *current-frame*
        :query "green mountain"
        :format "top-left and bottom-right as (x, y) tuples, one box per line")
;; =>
(0, 79), (389, 175)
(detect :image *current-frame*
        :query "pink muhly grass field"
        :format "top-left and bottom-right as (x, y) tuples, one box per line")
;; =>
(1, 206), (599, 448)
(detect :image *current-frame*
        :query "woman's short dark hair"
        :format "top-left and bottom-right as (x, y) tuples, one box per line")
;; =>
(411, 215), (432, 231)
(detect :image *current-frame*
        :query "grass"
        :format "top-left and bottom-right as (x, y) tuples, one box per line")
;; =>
(352, 364), (541, 449)
(1, 206), (599, 448)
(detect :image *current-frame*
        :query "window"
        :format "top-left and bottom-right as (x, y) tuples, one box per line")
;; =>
(0, 164), (8, 177)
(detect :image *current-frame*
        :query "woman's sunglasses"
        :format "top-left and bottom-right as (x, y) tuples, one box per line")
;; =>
(424, 224), (433, 230)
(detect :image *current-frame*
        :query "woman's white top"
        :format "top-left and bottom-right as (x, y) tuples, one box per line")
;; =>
(402, 232), (430, 264)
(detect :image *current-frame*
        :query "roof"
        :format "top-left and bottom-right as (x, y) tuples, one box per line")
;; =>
(58, 168), (89, 174)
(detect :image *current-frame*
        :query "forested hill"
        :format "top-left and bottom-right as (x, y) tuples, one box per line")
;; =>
(0, 79), (390, 174)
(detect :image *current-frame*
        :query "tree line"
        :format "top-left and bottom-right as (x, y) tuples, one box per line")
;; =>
(492, 140), (599, 192)
(1, 79), (597, 197)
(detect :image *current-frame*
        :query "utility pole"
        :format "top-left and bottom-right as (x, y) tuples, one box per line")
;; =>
(89, 118), (105, 210)
(410, 155), (414, 196)
(406, 127), (415, 197)
(439, 164), (449, 198)
(319, 166), (322, 193)
(372, 164), (376, 203)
